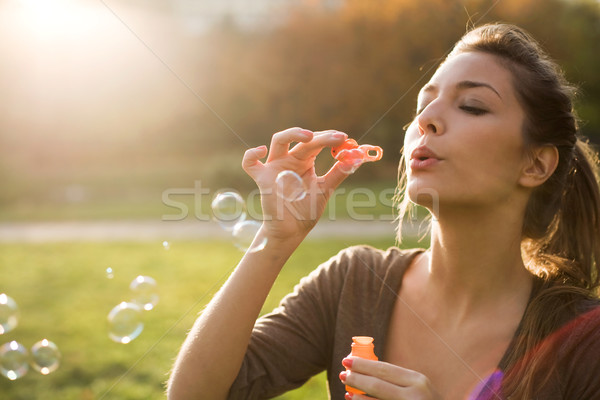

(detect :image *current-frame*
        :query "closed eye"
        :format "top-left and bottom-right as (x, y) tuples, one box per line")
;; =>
(460, 105), (488, 115)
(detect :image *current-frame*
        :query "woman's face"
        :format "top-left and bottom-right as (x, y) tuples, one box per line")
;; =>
(403, 51), (528, 212)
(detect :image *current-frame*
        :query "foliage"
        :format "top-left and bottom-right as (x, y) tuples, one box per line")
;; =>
(1, 0), (598, 218)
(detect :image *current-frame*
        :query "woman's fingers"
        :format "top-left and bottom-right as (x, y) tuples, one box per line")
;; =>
(267, 127), (313, 162)
(290, 130), (348, 160)
(341, 357), (438, 400)
(319, 161), (353, 191)
(242, 145), (268, 179)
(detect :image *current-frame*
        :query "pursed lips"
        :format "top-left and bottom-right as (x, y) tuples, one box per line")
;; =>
(409, 145), (442, 170)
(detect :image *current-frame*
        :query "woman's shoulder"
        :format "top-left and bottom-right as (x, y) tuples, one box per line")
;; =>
(307, 245), (425, 288)
(328, 244), (424, 273)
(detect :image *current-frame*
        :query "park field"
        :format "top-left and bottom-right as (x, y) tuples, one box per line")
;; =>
(0, 235), (423, 399)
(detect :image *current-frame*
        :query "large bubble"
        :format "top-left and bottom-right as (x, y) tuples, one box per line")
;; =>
(0, 341), (28, 380)
(232, 220), (267, 253)
(130, 276), (159, 311)
(211, 191), (247, 231)
(107, 302), (144, 344)
(0, 294), (18, 335)
(30, 339), (61, 375)
(275, 170), (307, 202)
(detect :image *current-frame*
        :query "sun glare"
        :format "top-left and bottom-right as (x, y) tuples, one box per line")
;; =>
(10, 0), (103, 38)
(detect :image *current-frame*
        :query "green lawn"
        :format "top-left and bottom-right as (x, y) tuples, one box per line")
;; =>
(0, 235), (424, 399)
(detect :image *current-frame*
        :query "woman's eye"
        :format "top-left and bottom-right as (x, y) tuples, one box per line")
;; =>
(460, 105), (488, 115)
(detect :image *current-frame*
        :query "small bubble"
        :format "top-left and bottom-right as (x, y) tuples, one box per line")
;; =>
(130, 276), (159, 311)
(0, 294), (18, 335)
(30, 339), (61, 375)
(162, 241), (170, 251)
(211, 191), (247, 231)
(107, 302), (144, 344)
(106, 267), (114, 279)
(275, 170), (307, 202)
(232, 220), (267, 253)
(0, 341), (28, 380)
(337, 148), (364, 174)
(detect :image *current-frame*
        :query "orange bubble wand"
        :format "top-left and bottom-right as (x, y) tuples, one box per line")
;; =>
(331, 138), (383, 173)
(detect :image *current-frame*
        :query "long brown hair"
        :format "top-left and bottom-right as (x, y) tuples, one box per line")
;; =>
(396, 23), (600, 397)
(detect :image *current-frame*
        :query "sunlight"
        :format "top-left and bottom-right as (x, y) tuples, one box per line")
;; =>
(11, 0), (103, 39)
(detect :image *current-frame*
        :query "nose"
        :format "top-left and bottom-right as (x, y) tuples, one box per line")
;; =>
(416, 102), (444, 136)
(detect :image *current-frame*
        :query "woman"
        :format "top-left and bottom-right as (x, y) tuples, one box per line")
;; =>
(167, 24), (600, 399)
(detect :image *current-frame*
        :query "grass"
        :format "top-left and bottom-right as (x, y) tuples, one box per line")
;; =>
(0, 235), (424, 399)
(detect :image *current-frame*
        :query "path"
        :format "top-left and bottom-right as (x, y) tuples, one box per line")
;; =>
(0, 219), (413, 243)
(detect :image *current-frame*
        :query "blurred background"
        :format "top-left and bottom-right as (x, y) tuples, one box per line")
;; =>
(0, 1), (599, 399)
(1, 0), (599, 222)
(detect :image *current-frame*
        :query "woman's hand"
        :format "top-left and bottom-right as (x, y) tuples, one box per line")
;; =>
(339, 357), (442, 400)
(242, 127), (352, 241)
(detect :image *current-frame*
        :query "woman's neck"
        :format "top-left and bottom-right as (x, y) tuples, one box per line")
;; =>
(423, 204), (533, 320)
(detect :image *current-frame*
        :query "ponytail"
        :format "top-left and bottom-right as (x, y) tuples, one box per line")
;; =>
(523, 139), (600, 292)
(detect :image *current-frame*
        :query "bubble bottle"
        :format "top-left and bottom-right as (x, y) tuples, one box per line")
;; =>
(345, 336), (378, 395)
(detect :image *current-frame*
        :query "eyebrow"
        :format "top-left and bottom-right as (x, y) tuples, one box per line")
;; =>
(421, 80), (502, 100)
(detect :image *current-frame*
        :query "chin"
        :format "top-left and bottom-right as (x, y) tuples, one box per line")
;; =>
(406, 182), (441, 211)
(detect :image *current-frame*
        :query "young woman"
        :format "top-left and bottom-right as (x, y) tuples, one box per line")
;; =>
(167, 23), (600, 400)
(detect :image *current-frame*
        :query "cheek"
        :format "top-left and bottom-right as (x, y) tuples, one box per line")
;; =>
(402, 123), (420, 157)
(457, 136), (524, 193)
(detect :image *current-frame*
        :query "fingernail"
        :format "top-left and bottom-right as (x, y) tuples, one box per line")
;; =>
(342, 357), (353, 368)
(333, 132), (347, 139)
(345, 392), (354, 400)
(339, 371), (347, 383)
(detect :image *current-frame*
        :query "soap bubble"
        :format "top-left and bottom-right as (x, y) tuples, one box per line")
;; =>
(106, 267), (114, 279)
(275, 170), (307, 202)
(30, 339), (61, 375)
(0, 341), (28, 380)
(337, 149), (364, 174)
(130, 275), (159, 311)
(212, 191), (246, 231)
(162, 241), (170, 250)
(107, 302), (144, 344)
(0, 294), (18, 335)
(232, 220), (267, 253)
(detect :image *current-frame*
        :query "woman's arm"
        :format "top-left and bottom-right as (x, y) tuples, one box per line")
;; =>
(167, 128), (350, 400)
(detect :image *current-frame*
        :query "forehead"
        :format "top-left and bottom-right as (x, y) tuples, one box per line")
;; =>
(421, 52), (516, 99)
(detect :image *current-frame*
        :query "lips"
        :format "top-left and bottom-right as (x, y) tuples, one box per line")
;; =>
(409, 145), (441, 170)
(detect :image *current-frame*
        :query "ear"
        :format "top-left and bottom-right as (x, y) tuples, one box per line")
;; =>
(519, 145), (559, 188)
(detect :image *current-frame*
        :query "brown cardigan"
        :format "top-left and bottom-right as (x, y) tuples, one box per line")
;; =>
(227, 246), (600, 399)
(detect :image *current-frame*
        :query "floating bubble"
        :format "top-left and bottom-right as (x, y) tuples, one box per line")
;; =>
(106, 267), (114, 279)
(0, 294), (18, 335)
(276, 170), (307, 202)
(30, 339), (61, 375)
(162, 241), (170, 251)
(130, 276), (159, 311)
(107, 302), (144, 344)
(337, 148), (364, 174)
(232, 220), (267, 253)
(0, 341), (28, 380)
(211, 191), (246, 231)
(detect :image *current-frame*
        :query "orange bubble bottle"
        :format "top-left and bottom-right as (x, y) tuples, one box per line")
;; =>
(345, 336), (378, 395)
